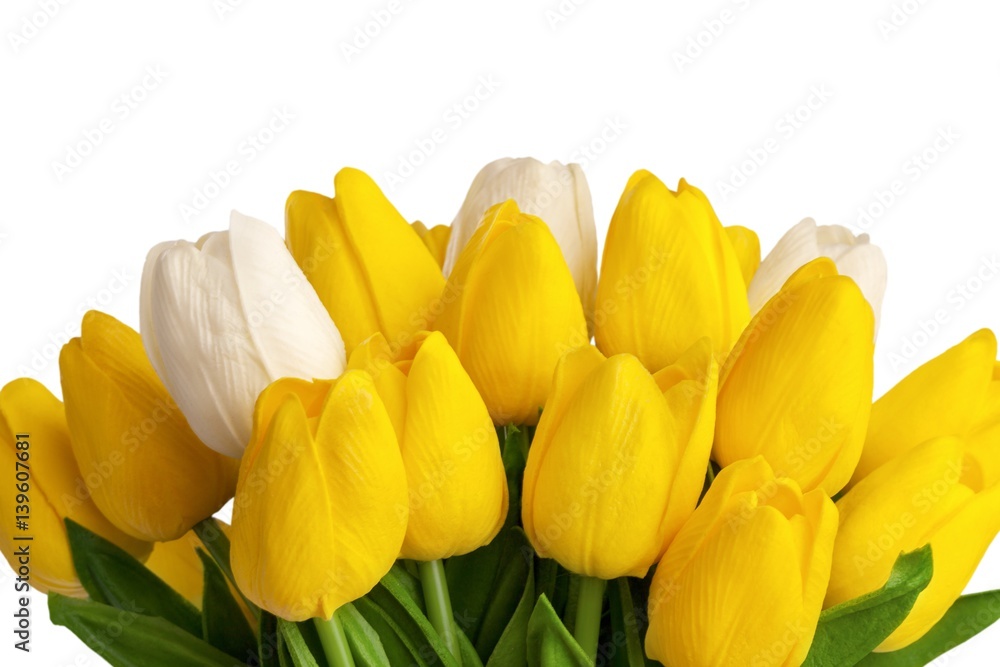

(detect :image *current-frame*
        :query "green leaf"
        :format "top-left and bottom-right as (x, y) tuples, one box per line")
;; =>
(608, 578), (646, 667)
(259, 611), (282, 667)
(354, 597), (428, 666)
(459, 628), (486, 667)
(362, 569), (460, 666)
(278, 619), (321, 667)
(484, 549), (535, 667)
(49, 593), (243, 667)
(194, 518), (260, 620)
(390, 562), (426, 612)
(856, 588), (1000, 666)
(65, 518), (202, 638)
(340, 602), (391, 667)
(527, 594), (591, 667)
(475, 529), (534, 660)
(197, 549), (257, 661)
(803, 546), (933, 667)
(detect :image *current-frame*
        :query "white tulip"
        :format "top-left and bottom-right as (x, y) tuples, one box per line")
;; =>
(140, 211), (347, 457)
(442, 157), (598, 328)
(748, 218), (887, 331)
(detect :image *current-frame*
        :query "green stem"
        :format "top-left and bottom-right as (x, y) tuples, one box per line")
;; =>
(314, 610), (356, 667)
(418, 559), (463, 666)
(573, 576), (606, 663)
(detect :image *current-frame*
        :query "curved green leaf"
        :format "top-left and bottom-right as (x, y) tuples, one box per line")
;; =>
(803, 546), (933, 667)
(65, 518), (201, 638)
(485, 550), (535, 667)
(49, 594), (242, 667)
(197, 549), (257, 661)
(608, 578), (646, 667)
(527, 594), (590, 667)
(340, 602), (391, 667)
(856, 588), (1000, 666)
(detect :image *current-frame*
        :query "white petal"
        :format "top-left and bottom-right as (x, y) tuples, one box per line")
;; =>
(226, 211), (346, 380)
(747, 218), (821, 312)
(442, 157), (597, 314)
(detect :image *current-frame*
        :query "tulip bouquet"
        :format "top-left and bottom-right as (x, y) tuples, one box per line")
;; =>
(4, 158), (1000, 667)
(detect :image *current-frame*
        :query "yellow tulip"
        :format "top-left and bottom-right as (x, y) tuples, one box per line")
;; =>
(850, 328), (998, 486)
(412, 221), (451, 270)
(286, 168), (446, 353)
(348, 331), (508, 561)
(646, 456), (838, 667)
(59, 311), (239, 542)
(231, 370), (408, 621)
(827, 435), (1000, 651)
(725, 225), (761, 287)
(144, 530), (208, 607)
(522, 339), (717, 579)
(715, 258), (874, 495)
(594, 171), (749, 372)
(0, 379), (151, 597)
(434, 199), (588, 425)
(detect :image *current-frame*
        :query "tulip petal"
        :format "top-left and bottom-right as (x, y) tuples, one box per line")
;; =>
(827, 436), (966, 609)
(724, 225), (761, 287)
(595, 172), (749, 371)
(0, 379), (151, 596)
(852, 329), (997, 486)
(412, 221), (451, 269)
(397, 332), (507, 560)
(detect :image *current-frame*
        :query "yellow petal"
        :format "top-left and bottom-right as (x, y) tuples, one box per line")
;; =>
(144, 530), (206, 607)
(646, 457), (836, 667)
(435, 200), (587, 425)
(286, 168), (446, 353)
(852, 329), (997, 486)
(653, 337), (718, 549)
(233, 372), (407, 620)
(827, 436), (966, 608)
(524, 352), (678, 579)
(725, 225), (761, 287)
(60, 312), (239, 542)
(347, 333), (408, 441)
(397, 332), (507, 560)
(595, 172), (749, 372)
(879, 479), (1000, 651)
(412, 221), (451, 270)
(715, 259), (874, 495)
(0, 379), (151, 597)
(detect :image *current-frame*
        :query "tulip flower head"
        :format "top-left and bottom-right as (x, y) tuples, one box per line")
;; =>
(522, 339), (717, 580)
(595, 171), (750, 372)
(749, 218), (887, 331)
(435, 199), (588, 425)
(646, 456), (838, 667)
(286, 168), (446, 353)
(411, 221), (451, 270)
(349, 331), (508, 561)
(442, 158), (597, 329)
(60, 311), (239, 542)
(715, 258), (875, 495)
(851, 328), (999, 487)
(231, 370), (407, 621)
(829, 435), (1000, 651)
(0, 379), (151, 596)
(141, 211), (346, 458)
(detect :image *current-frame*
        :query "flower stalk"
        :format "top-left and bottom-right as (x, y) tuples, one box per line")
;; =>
(418, 559), (462, 666)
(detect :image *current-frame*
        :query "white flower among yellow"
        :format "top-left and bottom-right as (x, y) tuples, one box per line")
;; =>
(140, 211), (346, 458)
(443, 157), (598, 328)
(748, 218), (887, 331)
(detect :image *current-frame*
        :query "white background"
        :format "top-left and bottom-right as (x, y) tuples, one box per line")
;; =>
(2, 0), (999, 665)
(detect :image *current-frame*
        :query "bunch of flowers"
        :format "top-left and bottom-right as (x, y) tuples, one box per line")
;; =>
(3, 158), (1000, 667)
